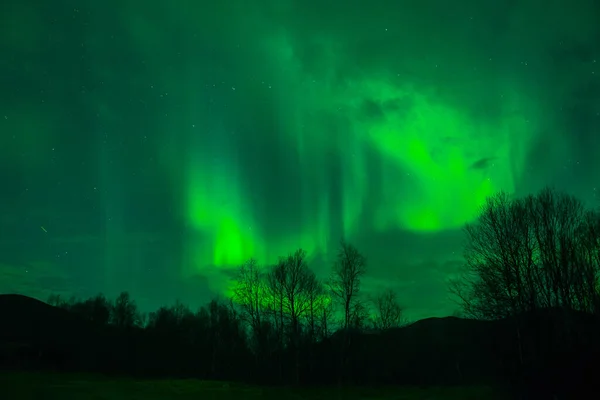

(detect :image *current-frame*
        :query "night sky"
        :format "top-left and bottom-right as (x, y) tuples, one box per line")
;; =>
(1, 0), (599, 320)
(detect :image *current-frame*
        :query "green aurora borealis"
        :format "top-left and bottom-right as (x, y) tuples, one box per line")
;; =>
(1, 0), (599, 319)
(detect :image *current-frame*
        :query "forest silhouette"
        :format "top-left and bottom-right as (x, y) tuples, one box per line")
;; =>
(1, 187), (599, 399)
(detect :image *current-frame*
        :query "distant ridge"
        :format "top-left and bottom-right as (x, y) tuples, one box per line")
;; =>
(0, 294), (598, 397)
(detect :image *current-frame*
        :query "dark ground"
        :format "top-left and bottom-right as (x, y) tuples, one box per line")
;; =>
(0, 372), (505, 400)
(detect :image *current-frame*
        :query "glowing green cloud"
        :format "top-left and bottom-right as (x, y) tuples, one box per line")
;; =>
(182, 137), (331, 279)
(184, 152), (260, 267)
(338, 79), (537, 232)
(262, 31), (538, 234)
(172, 28), (543, 279)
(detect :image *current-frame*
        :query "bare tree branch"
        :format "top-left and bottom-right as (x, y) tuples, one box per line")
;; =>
(371, 288), (405, 330)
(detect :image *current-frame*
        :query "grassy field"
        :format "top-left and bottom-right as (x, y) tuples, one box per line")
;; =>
(0, 372), (507, 399)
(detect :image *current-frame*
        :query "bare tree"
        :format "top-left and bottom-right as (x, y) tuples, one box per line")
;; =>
(349, 299), (370, 330)
(47, 294), (63, 307)
(447, 188), (600, 370)
(48, 293), (111, 325)
(302, 277), (334, 342)
(449, 192), (538, 320)
(111, 291), (139, 328)
(264, 249), (316, 382)
(450, 188), (600, 319)
(81, 294), (111, 325)
(300, 265), (328, 377)
(573, 209), (600, 314)
(371, 288), (404, 330)
(328, 241), (367, 330)
(232, 258), (265, 345)
(200, 298), (246, 376)
(304, 269), (325, 343)
(280, 249), (314, 345)
(318, 296), (334, 340)
(531, 188), (585, 311)
(266, 257), (287, 355)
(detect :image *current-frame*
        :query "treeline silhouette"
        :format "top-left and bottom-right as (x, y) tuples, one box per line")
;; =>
(1, 187), (599, 398)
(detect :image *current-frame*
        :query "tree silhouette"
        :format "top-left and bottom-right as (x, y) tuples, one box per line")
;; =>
(327, 241), (367, 384)
(263, 249), (317, 382)
(303, 272), (330, 342)
(232, 258), (266, 352)
(575, 209), (600, 314)
(371, 288), (404, 330)
(281, 250), (315, 346)
(80, 294), (111, 325)
(204, 298), (246, 377)
(111, 291), (138, 328)
(265, 256), (287, 377)
(48, 293), (111, 325)
(448, 187), (600, 395)
(46, 294), (63, 307)
(8, 221), (600, 397)
(450, 188), (600, 319)
(328, 241), (367, 330)
(349, 299), (370, 330)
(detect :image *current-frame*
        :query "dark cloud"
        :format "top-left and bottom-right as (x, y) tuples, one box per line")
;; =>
(470, 157), (495, 170)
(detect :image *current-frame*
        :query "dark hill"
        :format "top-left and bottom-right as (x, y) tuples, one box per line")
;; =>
(1, 294), (599, 395)
(0, 294), (89, 340)
(316, 311), (600, 396)
(0, 294), (100, 370)
(0, 294), (211, 377)
(326, 317), (502, 385)
(0, 294), (146, 373)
